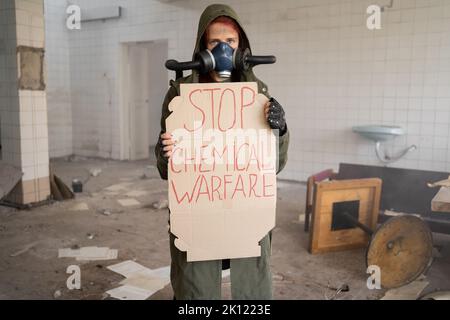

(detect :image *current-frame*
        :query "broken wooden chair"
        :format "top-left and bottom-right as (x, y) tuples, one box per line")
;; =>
(304, 169), (336, 232)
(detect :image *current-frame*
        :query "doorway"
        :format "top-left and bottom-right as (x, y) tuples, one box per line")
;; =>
(120, 40), (168, 161)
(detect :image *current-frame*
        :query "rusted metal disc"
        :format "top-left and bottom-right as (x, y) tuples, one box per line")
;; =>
(366, 215), (433, 289)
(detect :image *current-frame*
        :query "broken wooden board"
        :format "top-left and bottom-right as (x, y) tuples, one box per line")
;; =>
(0, 162), (22, 200)
(309, 178), (382, 254)
(431, 187), (450, 213)
(166, 82), (276, 262)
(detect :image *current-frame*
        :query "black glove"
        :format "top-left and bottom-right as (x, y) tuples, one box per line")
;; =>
(267, 97), (287, 135)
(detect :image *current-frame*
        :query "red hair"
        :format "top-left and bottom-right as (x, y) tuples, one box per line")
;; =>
(205, 16), (240, 38)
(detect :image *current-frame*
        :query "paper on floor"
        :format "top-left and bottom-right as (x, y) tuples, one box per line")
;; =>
(125, 190), (148, 197)
(106, 285), (156, 300)
(117, 199), (141, 207)
(106, 261), (171, 300)
(69, 202), (89, 211)
(104, 183), (133, 192)
(106, 260), (151, 278)
(58, 246), (118, 261)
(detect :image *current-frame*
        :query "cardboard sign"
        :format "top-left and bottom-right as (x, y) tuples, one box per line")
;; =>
(166, 82), (277, 262)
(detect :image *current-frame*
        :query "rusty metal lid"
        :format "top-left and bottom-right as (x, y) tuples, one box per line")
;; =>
(366, 215), (433, 289)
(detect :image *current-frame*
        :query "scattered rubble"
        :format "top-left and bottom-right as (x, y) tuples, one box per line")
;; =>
(53, 290), (62, 299)
(152, 199), (169, 210)
(86, 233), (96, 240)
(69, 202), (89, 211)
(10, 241), (40, 257)
(125, 190), (148, 197)
(89, 168), (102, 177)
(117, 199), (141, 207)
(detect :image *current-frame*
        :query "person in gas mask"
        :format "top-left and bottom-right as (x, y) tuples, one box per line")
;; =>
(155, 4), (289, 300)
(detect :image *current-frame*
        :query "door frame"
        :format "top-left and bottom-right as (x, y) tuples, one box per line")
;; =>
(119, 40), (168, 160)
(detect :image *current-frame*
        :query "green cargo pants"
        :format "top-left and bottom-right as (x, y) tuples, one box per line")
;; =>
(169, 232), (273, 300)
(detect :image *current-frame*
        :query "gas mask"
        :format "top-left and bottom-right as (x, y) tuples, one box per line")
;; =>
(207, 42), (235, 79)
(165, 46), (276, 80)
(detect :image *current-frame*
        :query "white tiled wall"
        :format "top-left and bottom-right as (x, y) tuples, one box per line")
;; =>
(18, 90), (49, 180)
(0, 0), (21, 165)
(44, 0), (450, 181)
(14, 0), (49, 182)
(0, 0), (50, 204)
(44, 0), (72, 157)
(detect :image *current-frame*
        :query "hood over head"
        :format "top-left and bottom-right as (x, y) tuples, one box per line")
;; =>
(192, 4), (254, 81)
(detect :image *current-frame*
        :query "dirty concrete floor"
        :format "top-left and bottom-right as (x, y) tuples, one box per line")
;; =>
(0, 157), (449, 300)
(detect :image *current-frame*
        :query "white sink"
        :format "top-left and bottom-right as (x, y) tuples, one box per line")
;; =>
(352, 125), (404, 142)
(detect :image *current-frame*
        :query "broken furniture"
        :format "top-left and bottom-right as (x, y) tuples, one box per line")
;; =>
(308, 178), (382, 254)
(306, 163), (440, 289)
(336, 163), (450, 234)
(367, 215), (433, 289)
(304, 169), (336, 232)
(431, 186), (450, 213)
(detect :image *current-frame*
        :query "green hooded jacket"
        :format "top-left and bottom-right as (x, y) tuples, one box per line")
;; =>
(155, 3), (289, 180)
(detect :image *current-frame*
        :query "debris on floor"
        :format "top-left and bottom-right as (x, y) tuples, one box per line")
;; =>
(71, 179), (83, 193)
(58, 246), (118, 261)
(105, 260), (170, 300)
(50, 170), (75, 200)
(105, 285), (156, 300)
(125, 190), (148, 197)
(53, 290), (62, 299)
(117, 199), (141, 207)
(69, 202), (89, 211)
(66, 155), (87, 162)
(10, 241), (40, 257)
(381, 276), (429, 300)
(152, 199), (169, 210)
(141, 166), (157, 179)
(420, 290), (450, 300)
(104, 183), (133, 192)
(325, 284), (350, 300)
(0, 163), (22, 201)
(86, 233), (96, 240)
(89, 168), (102, 177)
(99, 209), (111, 216)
